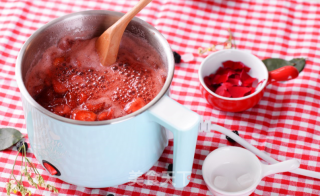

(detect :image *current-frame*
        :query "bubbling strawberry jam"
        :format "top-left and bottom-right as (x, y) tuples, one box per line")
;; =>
(25, 33), (167, 121)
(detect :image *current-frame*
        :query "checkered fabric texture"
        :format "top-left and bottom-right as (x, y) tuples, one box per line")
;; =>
(1, 0), (320, 195)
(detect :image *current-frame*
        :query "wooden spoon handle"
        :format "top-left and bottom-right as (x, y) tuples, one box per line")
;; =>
(96, 0), (152, 66)
(115, 0), (153, 29)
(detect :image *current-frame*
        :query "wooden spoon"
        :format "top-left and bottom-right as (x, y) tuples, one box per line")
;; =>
(96, 0), (153, 66)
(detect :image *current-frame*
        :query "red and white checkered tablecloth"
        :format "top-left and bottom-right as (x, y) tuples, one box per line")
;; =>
(1, 0), (320, 195)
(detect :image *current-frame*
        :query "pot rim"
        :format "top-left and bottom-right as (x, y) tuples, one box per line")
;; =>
(15, 10), (174, 126)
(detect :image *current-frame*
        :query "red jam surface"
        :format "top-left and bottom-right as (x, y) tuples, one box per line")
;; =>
(25, 33), (167, 121)
(204, 61), (258, 98)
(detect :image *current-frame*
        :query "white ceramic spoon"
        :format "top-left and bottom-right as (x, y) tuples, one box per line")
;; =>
(210, 123), (320, 180)
(203, 146), (300, 196)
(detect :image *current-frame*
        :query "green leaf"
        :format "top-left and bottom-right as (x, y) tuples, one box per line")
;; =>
(289, 58), (306, 73)
(0, 128), (24, 151)
(262, 58), (294, 71)
(262, 58), (306, 73)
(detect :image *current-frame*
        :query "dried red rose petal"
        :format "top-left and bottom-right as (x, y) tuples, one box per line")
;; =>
(215, 83), (231, 97)
(211, 68), (235, 84)
(204, 76), (211, 87)
(203, 61), (259, 98)
(222, 60), (251, 72)
(240, 70), (256, 87)
(228, 86), (252, 98)
(227, 78), (242, 86)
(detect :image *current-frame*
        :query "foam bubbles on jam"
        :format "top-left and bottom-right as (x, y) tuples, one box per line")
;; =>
(25, 33), (167, 121)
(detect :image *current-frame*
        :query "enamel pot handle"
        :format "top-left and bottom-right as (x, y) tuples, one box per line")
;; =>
(147, 95), (200, 188)
(261, 159), (300, 177)
(268, 66), (299, 84)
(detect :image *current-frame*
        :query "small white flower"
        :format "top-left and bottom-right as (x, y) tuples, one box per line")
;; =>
(6, 182), (11, 195)
(46, 184), (53, 191)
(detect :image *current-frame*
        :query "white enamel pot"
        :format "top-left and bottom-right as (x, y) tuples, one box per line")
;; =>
(15, 10), (200, 188)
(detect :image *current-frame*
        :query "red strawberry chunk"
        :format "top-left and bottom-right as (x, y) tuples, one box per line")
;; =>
(85, 102), (105, 113)
(77, 92), (88, 104)
(33, 84), (45, 97)
(72, 110), (97, 121)
(228, 86), (252, 98)
(124, 98), (146, 113)
(53, 57), (65, 67)
(52, 98), (65, 106)
(53, 104), (71, 116)
(97, 109), (114, 121)
(52, 79), (68, 94)
(65, 92), (77, 108)
(70, 75), (84, 85)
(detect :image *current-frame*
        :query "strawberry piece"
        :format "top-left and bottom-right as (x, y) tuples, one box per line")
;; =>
(124, 98), (146, 113)
(53, 57), (65, 67)
(227, 86), (252, 98)
(70, 75), (83, 85)
(58, 38), (74, 50)
(53, 104), (71, 116)
(52, 79), (68, 94)
(72, 110), (97, 121)
(77, 92), (88, 104)
(52, 98), (65, 105)
(33, 84), (45, 97)
(97, 109), (114, 121)
(36, 88), (55, 107)
(75, 60), (81, 67)
(65, 92), (77, 108)
(85, 102), (105, 113)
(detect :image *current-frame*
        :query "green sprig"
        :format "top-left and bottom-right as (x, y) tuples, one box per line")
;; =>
(6, 142), (59, 195)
